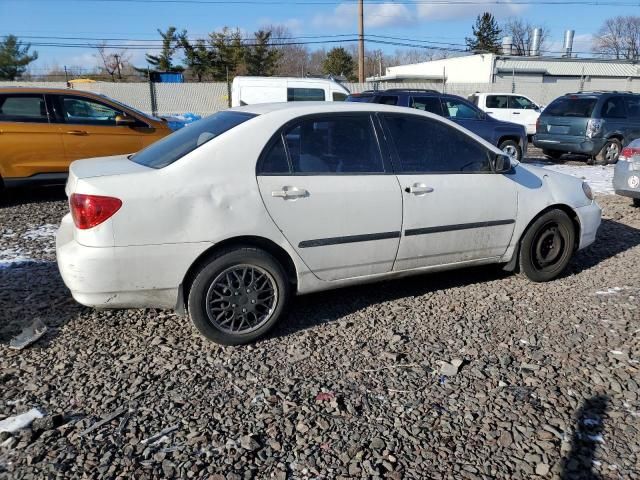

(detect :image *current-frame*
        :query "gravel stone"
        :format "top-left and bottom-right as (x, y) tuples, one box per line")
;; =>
(1, 157), (639, 478)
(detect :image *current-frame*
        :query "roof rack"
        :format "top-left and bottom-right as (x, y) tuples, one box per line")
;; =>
(382, 88), (439, 93)
(567, 90), (634, 95)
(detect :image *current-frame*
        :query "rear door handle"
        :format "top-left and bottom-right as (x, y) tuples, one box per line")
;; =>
(272, 186), (309, 200)
(405, 183), (434, 195)
(66, 130), (88, 135)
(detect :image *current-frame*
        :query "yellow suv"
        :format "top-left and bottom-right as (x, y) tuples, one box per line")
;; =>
(0, 87), (173, 190)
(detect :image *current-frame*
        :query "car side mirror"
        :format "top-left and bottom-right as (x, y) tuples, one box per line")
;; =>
(491, 153), (512, 173)
(115, 114), (136, 126)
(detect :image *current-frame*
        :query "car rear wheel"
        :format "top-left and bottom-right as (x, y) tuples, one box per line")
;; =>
(542, 149), (563, 160)
(499, 140), (522, 161)
(595, 138), (622, 165)
(519, 209), (575, 282)
(188, 247), (290, 345)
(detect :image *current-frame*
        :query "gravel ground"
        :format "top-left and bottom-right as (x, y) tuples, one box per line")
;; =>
(1, 153), (639, 479)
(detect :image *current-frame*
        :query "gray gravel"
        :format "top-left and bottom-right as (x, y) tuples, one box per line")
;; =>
(1, 165), (639, 479)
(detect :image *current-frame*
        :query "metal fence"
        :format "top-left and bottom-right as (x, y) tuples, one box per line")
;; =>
(2, 79), (640, 116)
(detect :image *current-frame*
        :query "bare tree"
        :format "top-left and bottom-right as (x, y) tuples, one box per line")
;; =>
(94, 43), (130, 81)
(502, 18), (549, 55)
(263, 24), (309, 76)
(592, 16), (640, 60)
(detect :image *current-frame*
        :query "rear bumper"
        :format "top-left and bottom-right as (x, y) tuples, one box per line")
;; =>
(575, 201), (602, 250)
(533, 135), (605, 155)
(56, 214), (212, 309)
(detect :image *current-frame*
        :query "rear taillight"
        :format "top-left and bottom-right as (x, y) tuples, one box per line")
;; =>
(70, 193), (122, 229)
(620, 147), (640, 161)
(586, 118), (602, 139)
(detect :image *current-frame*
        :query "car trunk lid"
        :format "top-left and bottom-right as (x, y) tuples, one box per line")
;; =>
(66, 154), (151, 196)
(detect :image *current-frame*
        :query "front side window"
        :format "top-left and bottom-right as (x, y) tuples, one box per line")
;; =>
(601, 97), (627, 119)
(442, 98), (481, 120)
(384, 114), (492, 173)
(0, 94), (48, 123)
(410, 96), (442, 115)
(60, 96), (123, 125)
(332, 92), (348, 101)
(509, 96), (537, 110)
(131, 111), (256, 169)
(287, 88), (325, 102)
(486, 95), (509, 109)
(281, 115), (383, 174)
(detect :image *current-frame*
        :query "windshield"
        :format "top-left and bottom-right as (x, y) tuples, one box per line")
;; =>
(544, 97), (597, 118)
(131, 111), (257, 168)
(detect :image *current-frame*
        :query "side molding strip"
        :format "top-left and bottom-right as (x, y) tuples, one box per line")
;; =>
(405, 219), (515, 237)
(299, 231), (401, 248)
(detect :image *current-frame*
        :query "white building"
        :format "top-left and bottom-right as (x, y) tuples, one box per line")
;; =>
(371, 54), (640, 91)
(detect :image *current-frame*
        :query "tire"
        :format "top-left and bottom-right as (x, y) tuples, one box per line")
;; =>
(499, 140), (522, 161)
(633, 198), (640, 208)
(595, 138), (622, 165)
(542, 149), (563, 160)
(187, 247), (290, 345)
(519, 209), (576, 282)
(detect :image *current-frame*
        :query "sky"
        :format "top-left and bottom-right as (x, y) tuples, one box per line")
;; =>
(0, 0), (632, 73)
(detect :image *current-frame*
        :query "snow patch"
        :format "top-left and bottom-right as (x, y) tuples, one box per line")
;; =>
(0, 248), (33, 268)
(22, 224), (58, 241)
(527, 161), (614, 195)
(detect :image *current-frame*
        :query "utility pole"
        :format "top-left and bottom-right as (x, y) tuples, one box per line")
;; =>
(358, 0), (364, 83)
(114, 54), (122, 80)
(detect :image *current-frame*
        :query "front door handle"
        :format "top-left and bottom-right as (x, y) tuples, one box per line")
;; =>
(66, 130), (88, 135)
(272, 186), (309, 200)
(405, 183), (434, 195)
(513, 112), (521, 115)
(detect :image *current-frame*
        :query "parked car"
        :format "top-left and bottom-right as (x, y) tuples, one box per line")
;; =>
(534, 91), (640, 165)
(468, 92), (541, 136)
(0, 87), (173, 191)
(613, 138), (640, 207)
(56, 102), (601, 345)
(231, 76), (350, 107)
(347, 89), (527, 161)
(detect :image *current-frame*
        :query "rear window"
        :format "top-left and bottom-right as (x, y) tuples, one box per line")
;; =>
(131, 111), (256, 169)
(544, 97), (597, 118)
(346, 94), (374, 103)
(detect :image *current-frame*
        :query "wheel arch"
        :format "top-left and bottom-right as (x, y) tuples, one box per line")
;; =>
(177, 235), (298, 314)
(504, 203), (581, 272)
(497, 134), (522, 146)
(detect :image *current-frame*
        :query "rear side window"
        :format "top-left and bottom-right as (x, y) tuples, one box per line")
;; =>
(0, 94), (48, 123)
(601, 97), (627, 119)
(544, 97), (597, 117)
(131, 111), (256, 169)
(287, 88), (325, 102)
(273, 114), (384, 174)
(486, 95), (509, 109)
(410, 96), (442, 115)
(384, 114), (491, 173)
(377, 95), (398, 106)
(627, 97), (640, 120)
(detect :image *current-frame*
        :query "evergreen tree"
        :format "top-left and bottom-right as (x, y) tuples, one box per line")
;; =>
(0, 35), (38, 80)
(322, 47), (356, 80)
(244, 30), (281, 76)
(465, 13), (502, 54)
(146, 27), (183, 72)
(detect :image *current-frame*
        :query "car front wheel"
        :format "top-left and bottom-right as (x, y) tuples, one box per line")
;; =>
(542, 149), (563, 160)
(188, 247), (290, 345)
(519, 209), (576, 282)
(499, 140), (522, 161)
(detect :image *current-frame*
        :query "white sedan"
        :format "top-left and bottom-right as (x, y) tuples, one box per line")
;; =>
(56, 102), (601, 345)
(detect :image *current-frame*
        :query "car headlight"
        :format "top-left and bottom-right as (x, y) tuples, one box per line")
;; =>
(582, 182), (594, 201)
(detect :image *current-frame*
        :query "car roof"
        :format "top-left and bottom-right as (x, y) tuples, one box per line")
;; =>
(230, 101), (426, 115)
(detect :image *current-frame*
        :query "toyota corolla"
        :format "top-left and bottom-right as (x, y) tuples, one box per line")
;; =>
(56, 102), (601, 345)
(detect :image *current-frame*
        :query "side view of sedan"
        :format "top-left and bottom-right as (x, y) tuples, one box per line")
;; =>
(56, 103), (601, 345)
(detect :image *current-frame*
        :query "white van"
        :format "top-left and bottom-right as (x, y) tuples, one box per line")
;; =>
(468, 92), (542, 136)
(231, 76), (350, 107)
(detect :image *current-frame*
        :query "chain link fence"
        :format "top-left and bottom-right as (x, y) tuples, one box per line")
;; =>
(2, 79), (640, 116)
